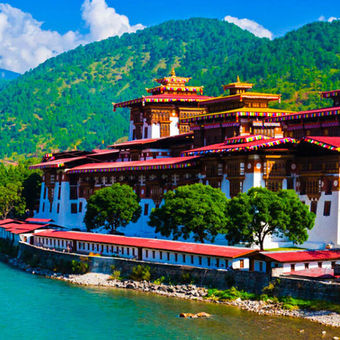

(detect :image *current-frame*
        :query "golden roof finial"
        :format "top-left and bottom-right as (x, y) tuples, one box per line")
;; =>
(171, 67), (176, 77)
(237, 75), (240, 82)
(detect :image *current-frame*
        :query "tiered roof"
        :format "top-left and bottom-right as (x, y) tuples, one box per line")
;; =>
(182, 135), (296, 156)
(113, 69), (211, 109)
(265, 106), (340, 122)
(181, 107), (293, 124)
(301, 136), (340, 152)
(67, 156), (199, 174)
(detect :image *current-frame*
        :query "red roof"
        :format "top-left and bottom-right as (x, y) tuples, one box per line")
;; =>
(0, 219), (20, 225)
(266, 106), (340, 122)
(286, 268), (335, 279)
(182, 137), (297, 156)
(261, 250), (340, 263)
(35, 230), (253, 258)
(302, 136), (340, 151)
(66, 156), (199, 174)
(111, 138), (159, 148)
(25, 218), (53, 224)
(30, 156), (88, 169)
(1, 223), (48, 234)
(114, 94), (212, 109)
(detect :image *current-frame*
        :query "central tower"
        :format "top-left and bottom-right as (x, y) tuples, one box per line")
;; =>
(114, 69), (212, 140)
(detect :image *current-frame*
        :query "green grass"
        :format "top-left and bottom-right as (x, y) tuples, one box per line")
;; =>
(206, 287), (340, 313)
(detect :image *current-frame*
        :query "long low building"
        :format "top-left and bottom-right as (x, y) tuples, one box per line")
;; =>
(33, 230), (253, 270)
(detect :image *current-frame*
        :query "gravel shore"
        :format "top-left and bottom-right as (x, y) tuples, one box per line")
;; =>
(7, 257), (340, 329)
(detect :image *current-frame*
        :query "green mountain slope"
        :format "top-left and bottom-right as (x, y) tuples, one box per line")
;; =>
(0, 18), (339, 159)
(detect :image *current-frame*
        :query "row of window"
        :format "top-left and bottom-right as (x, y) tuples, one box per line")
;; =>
(308, 200), (331, 216)
(36, 237), (246, 269)
(290, 261), (337, 271)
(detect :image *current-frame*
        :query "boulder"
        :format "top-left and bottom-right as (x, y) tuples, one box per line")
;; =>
(196, 312), (211, 318)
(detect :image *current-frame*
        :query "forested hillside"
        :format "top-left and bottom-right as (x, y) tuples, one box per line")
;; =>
(0, 18), (339, 159)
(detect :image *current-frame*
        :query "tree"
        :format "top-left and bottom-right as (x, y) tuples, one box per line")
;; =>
(148, 183), (228, 243)
(84, 183), (141, 234)
(224, 188), (315, 250)
(0, 183), (26, 219)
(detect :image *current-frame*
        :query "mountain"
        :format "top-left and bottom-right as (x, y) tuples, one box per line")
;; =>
(0, 18), (339, 159)
(0, 68), (20, 80)
(0, 68), (20, 91)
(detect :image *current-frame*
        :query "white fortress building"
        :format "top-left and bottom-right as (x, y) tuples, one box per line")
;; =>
(31, 73), (340, 250)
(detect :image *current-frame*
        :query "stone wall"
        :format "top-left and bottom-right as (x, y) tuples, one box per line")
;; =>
(18, 243), (340, 302)
(274, 277), (340, 303)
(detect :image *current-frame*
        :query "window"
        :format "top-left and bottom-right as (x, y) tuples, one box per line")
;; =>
(144, 204), (149, 216)
(259, 262), (263, 271)
(159, 251), (162, 260)
(58, 186), (61, 200)
(318, 262), (322, 268)
(49, 203), (52, 213)
(175, 253), (178, 262)
(290, 264), (295, 271)
(332, 261), (336, 269)
(310, 201), (317, 214)
(71, 203), (77, 214)
(127, 248), (130, 255)
(240, 259), (244, 269)
(305, 263), (309, 269)
(182, 254), (186, 263)
(152, 251), (155, 259)
(216, 258), (220, 267)
(324, 201), (331, 216)
(79, 202), (83, 213)
(57, 203), (60, 214)
(198, 256), (202, 265)
(42, 203), (45, 212)
(145, 250), (148, 258)
(191, 255), (194, 264)
(132, 248), (135, 256)
(121, 247), (124, 255)
(167, 252), (170, 261)
(207, 257), (211, 266)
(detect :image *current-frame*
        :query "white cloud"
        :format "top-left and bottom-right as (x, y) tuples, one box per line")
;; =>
(223, 15), (273, 40)
(81, 0), (144, 41)
(0, 1), (144, 73)
(319, 15), (339, 22)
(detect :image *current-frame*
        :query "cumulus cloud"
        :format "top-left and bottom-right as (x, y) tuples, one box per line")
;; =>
(0, 0), (144, 73)
(81, 0), (144, 41)
(319, 15), (339, 22)
(224, 15), (273, 40)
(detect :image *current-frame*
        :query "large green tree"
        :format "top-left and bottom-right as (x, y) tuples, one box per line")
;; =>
(84, 183), (141, 234)
(224, 188), (315, 250)
(0, 183), (26, 219)
(148, 183), (228, 243)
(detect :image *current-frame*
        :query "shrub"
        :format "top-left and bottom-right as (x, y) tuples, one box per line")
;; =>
(71, 258), (89, 274)
(153, 276), (165, 285)
(130, 265), (151, 281)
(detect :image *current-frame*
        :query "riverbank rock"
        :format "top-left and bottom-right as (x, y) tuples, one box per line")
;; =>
(179, 312), (211, 319)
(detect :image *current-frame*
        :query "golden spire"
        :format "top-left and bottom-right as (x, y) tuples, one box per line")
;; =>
(237, 75), (240, 82)
(171, 67), (176, 77)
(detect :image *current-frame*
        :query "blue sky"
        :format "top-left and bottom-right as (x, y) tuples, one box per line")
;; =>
(0, 0), (339, 73)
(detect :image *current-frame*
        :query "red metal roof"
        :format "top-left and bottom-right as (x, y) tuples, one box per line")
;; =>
(286, 268), (335, 279)
(25, 218), (53, 224)
(114, 94), (212, 109)
(35, 230), (253, 258)
(30, 156), (88, 169)
(266, 106), (340, 122)
(302, 136), (340, 151)
(0, 219), (20, 225)
(66, 156), (199, 174)
(261, 250), (340, 263)
(2, 223), (48, 234)
(182, 137), (297, 156)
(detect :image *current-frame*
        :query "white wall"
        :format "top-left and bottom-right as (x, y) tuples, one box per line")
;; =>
(170, 116), (179, 136)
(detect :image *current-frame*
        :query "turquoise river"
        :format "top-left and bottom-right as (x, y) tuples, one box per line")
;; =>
(0, 261), (339, 339)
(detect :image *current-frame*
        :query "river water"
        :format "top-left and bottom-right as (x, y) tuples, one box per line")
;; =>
(0, 262), (338, 340)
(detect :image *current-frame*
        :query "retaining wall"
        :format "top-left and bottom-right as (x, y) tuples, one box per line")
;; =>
(18, 242), (340, 302)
